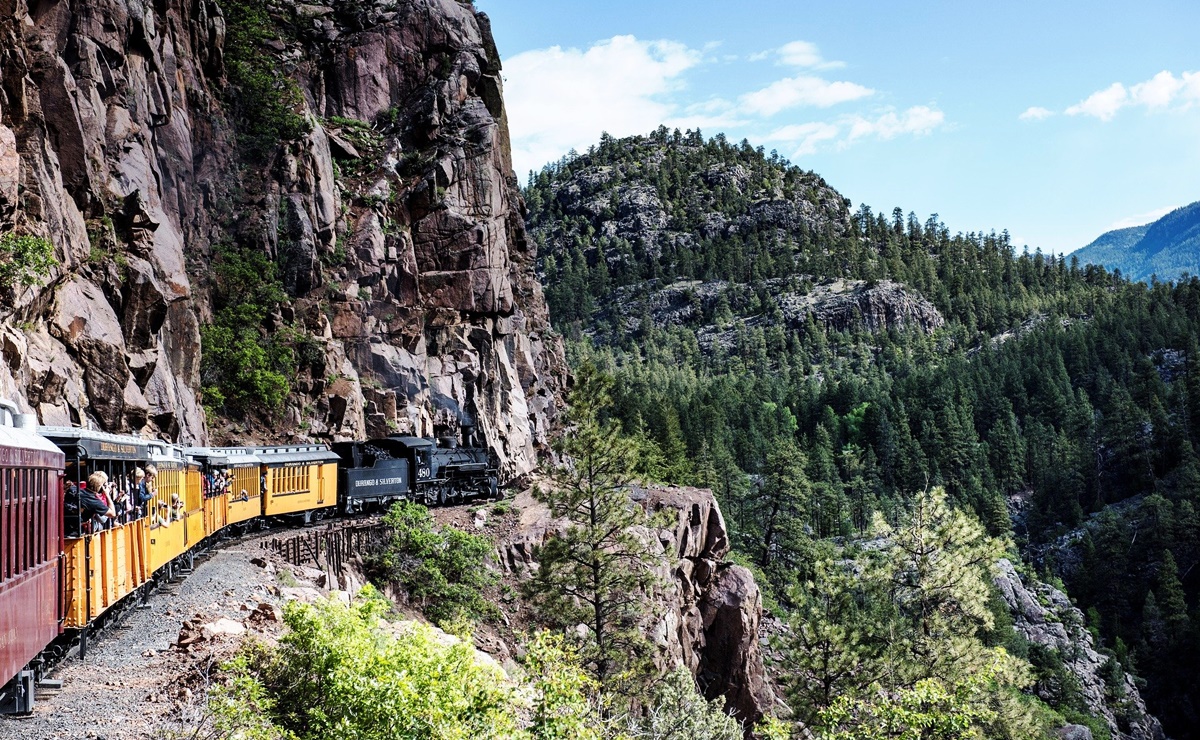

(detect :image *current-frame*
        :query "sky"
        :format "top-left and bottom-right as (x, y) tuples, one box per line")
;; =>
(475, 0), (1200, 254)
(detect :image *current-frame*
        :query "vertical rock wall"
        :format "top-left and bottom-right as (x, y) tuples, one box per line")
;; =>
(0, 0), (565, 474)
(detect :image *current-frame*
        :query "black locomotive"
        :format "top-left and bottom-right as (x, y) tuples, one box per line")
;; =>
(331, 427), (499, 513)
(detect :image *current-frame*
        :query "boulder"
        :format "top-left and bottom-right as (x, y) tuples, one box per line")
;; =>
(200, 618), (247, 640)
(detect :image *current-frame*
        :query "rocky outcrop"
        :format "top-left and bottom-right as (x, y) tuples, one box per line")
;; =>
(600, 277), (943, 355)
(994, 559), (1165, 740)
(0, 0), (565, 472)
(797, 279), (945, 334)
(497, 485), (776, 727)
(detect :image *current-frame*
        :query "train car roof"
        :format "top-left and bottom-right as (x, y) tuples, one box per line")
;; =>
(184, 446), (265, 465)
(253, 444), (341, 466)
(0, 412), (63, 462)
(39, 425), (156, 461)
(185, 447), (264, 467)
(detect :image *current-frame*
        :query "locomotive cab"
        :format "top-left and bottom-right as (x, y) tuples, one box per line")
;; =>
(333, 439), (414, 514)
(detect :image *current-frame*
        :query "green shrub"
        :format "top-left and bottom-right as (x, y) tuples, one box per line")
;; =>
(198, 593), (755, 740)
(213, 590), (521, 740)
(367, 501), (498, 626)
(221, 0), (310, 159)
(0, 233), (56, 291)
(200, 244), (295, 414)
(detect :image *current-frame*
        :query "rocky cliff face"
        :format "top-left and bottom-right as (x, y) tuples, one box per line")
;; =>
(496, 485), (776, 727)
(0, 0), (564, 473)
(994, 559), (1165, 740)
(595, 276), (944, 356)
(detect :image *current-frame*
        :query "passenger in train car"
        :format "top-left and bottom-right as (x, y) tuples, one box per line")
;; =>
(144, 464), (158, 498)
(84, 472), (116, 532)
(64, 480), (111, 537)
(169, 492), (185, 521)
(152, 501), (170, 528)
(131, 468), (152, 518)
(110, 479), (131, 524)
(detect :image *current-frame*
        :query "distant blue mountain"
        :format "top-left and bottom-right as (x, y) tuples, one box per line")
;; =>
(1074, 200), (1200, 282)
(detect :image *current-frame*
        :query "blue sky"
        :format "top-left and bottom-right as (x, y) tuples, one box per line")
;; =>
(476, 0), (1200, 254)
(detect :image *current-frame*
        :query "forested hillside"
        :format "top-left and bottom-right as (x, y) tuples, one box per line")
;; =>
(527, 129), (1200, 738)
(1074, 200), (1200, 282)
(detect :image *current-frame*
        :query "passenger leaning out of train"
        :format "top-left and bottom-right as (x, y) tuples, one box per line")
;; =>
(64, 477), (115, 537)
(144, 465), (158, 498)
(152, 492), (186, 528)
(86, 472), (117, 532)
(90, 472), (115, 531)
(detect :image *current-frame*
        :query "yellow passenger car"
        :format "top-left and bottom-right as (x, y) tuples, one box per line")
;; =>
(145, 444), (202, 573)
(40, 428), (156, 628)
(257, 446), (340, 520)
(186, 448), (264, 527)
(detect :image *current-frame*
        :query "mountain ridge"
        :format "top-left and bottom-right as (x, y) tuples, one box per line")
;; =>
(1075, 200), (1200, 281)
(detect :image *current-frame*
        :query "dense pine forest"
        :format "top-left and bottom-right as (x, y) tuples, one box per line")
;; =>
(527, 128), (1200, 737)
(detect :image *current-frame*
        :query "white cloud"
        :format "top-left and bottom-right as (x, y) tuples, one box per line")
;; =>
(776, 41), (845, 70)
(763, 106), (946, 158)
(503, 35), (943, 174)
(1108, 204), (1182, 230)
(504, 35), (702, 177)
(1066, 82), (1128, 121)
(764, 122), (841, 155)
(1131, 71), (1183, 108)
(1065, 70), (1200, 121)
(1019, 106), (1054, 121)
(741, 75), (873, 116)
(845, 106), (945, 142)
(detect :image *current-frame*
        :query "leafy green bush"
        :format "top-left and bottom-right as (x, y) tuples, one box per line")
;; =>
(625, 667), (742, 740)
(199, 592), (765, 740)
(200, 244), (297, 414)
(367, 501), (498, 626)
(221, 0), (310, 159)
(0, 233), (56, 292)
(212, 590), (521, 740)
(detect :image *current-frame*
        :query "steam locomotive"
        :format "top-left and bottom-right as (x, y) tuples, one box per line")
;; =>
(0, 405), (498, 714)
(332, 428), (500, 512)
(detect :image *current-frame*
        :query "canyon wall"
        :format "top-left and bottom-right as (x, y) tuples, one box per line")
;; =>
(0, 0), (564, 476)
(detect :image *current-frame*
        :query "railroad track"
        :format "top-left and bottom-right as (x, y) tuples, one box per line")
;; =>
(35, 513), (395, 686)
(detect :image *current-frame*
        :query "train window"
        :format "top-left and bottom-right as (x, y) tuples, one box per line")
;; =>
(1, 466), (7, 582)
(15, 467), (25, 575)
(33, 469), (42, 567)
(20, 468), (28, 573)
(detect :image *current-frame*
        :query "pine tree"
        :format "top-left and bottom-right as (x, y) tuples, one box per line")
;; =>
(870, 487), (1006, 686)
(1156, 551), (1190, 645)
(757, 439), (811, 576)
(525, 362), (666, 693)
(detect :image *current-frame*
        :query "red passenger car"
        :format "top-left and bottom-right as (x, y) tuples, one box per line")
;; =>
(0, 401), (64, 714)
